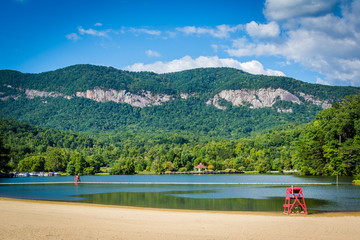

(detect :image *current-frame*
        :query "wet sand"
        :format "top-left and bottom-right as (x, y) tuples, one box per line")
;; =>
(1, 197), (360, 240)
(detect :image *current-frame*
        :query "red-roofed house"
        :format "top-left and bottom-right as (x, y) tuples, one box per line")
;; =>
(194, 163), (207, 172)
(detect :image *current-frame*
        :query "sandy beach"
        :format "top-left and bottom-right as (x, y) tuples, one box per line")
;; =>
(1, 198), (360, 240)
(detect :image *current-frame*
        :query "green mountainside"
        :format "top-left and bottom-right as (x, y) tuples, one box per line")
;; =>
(1, 65), (359, 138)
(1, 94), (359, 177)
(0, 64), (358, 97)
(0, 65), (359, 177)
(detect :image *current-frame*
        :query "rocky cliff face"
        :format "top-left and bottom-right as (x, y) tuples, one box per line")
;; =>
(75, 88), (172, 108)
(1, 84), (332, 111)
(299, 92), (331, 109)
(25, 89), (72, 100)
(206, 88), (302, 110)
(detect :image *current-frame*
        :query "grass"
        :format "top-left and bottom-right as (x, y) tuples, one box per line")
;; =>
(136, 171), (156, 175)
(353, 180), (360, 185)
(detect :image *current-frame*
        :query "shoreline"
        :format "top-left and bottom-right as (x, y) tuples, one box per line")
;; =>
(1, 197), (360, 216)
(1, 197), (360, 240)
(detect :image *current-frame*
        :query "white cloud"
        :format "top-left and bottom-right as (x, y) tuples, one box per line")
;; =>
(245, 21), (280, 38)
(66, 33), (80, 41)
(316, 77), (330, 85)
(128, 27), (161, 36)
(226, 37), (278, 57)
(125, 56), (285, 76)
(146, 50), (161, 57)
(176, 24), (242, 38)
(78, 26), (109, 37)
(226, 0), (360, 86)
(94, 23), (103, 27)
(165, 31), (177, 38)
(264, 0), (340, 20)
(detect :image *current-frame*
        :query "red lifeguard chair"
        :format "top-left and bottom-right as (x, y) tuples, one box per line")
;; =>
(283, 186), (308, 214)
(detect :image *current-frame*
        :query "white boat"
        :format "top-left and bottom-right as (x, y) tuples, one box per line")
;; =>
(17, 172), (30, 177)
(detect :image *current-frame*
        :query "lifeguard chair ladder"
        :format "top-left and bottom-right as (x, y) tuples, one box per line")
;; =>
(283, 186), (308, 214)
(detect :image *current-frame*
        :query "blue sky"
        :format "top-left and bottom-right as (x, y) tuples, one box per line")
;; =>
(1, 0), (360, 86)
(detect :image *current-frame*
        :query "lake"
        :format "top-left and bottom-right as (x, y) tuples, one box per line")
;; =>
(1, 174), (359, 212)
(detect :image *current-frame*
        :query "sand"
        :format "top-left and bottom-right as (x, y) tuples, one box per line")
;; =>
(1, 198), (360, 240)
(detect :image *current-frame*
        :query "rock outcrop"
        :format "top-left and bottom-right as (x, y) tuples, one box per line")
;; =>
(180, 93), (195, 99)
(207, 88), (302, 110)
(1, 84), (333, 111)
(25, 89), (72, 100)
(75, 88), (172, 108)
(299, 92), (331, 109)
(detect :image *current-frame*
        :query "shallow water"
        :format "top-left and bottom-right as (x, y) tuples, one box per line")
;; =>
(0, 174), (359, 212)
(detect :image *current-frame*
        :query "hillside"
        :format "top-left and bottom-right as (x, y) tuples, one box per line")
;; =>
(1, 65), (359, 138)
(1, 93), (359, 177)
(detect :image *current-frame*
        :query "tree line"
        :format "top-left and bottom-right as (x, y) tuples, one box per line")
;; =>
(1, 94), (359, 179)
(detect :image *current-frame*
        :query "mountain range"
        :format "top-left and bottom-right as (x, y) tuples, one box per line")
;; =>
(1, 64), (359, 139)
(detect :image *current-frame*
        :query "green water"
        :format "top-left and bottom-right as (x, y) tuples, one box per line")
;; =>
(75, 190), (329, 212)
(1, 175), (358, 212)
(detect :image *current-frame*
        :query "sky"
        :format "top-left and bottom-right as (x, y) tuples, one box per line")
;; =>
(1, 0), (360, 87)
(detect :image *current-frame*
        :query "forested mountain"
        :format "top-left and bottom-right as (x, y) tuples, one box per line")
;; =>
(1, 65), (359, 138)
(1, 93), (359, 177)
(0, 65), (359, 178)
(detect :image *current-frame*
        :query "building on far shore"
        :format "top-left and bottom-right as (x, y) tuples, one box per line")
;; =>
(194, 163), (207, 172)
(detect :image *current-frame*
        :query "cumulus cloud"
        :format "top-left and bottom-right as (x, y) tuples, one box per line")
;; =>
(78, 26), (109, 37)
(66, 33), (80, 41)
(226, 37), (278, 57)
(127, 27), (161, 36)
(94, 23), (103, 26)
(226, 0), (360, 86)
(316, 77), (330, 85)
(176, 24), (242, 38)
(264, 0), (340, 20)
(245, 21), (280, 38)
(146, 50), (161, 57)
(125, 56), (285, 76)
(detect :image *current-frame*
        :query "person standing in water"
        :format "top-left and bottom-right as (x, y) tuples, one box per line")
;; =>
(74, 175), (81, 183)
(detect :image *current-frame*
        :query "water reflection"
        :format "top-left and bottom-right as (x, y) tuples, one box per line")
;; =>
(74, 190), (329, 212)
(1, 175), (359, 212)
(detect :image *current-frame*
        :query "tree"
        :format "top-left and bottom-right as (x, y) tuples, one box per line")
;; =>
(110, 158), (135, 175)
(18, 155), (45, 172)
(0, 138), (10, 173)
(45, 148), (68, 172)
(66, 161), (75, 175)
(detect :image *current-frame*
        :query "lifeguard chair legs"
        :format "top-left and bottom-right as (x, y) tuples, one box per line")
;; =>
(283, 186), (308, 214)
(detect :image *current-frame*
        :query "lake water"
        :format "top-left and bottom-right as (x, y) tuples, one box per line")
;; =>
(1, 174), (359, 212)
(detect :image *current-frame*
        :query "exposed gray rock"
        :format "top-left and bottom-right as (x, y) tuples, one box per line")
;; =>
(25, 89), (72, 99)
(299, 92), (331, 109)
(207, 88), (302, 110)
(277, 108), (293, 113)
(75, 88), (172, 108)
(180, 93), (196, 99)
(0, 95), (20, 101)
(1, 83), (333, 111)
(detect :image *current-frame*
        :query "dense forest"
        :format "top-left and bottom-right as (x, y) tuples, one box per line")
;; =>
(0, 94), (321, 139)
(1, 94), (359, 178)
(1, 65), (359, 97)
(0, 65), (359, 178)
(1, 65), (359, 138)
